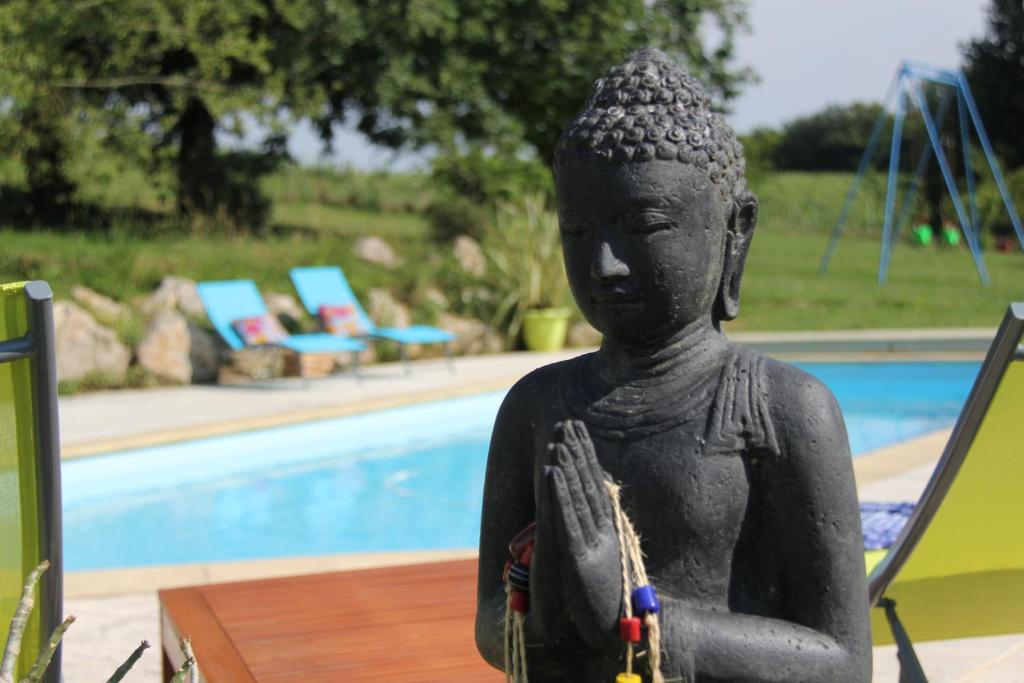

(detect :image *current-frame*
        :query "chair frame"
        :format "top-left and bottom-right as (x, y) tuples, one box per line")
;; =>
(0, 281), (62, 683)
(868, 302), (1024, 682)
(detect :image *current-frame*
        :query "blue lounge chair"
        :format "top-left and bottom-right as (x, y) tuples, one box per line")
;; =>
(290, 266), (456, 374)
(197, 279), (366, 379)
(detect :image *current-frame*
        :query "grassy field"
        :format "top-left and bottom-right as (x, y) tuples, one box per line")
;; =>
(735, 227), (1023, 331)
(2, 163), (1022, 334)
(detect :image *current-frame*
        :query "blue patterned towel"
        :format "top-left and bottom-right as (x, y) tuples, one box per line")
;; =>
(861, 502), (915, 550)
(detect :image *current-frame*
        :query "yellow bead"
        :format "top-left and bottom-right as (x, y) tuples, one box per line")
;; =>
(616, 674), (642, 683)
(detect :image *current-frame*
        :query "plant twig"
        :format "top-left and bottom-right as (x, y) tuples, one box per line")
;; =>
(0, 561), (49, 683)
(180, 637), (198, 683)
(20, 615), (75, 683)
(168, 656), (194, 683)
(104, 641), (149, 683)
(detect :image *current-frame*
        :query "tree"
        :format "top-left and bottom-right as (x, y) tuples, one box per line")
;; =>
(0, 0), (754, 226)
(772, 102), (889, 172)
(303, 0), (755, 166)
(0, 0), (317, 226)
(962, 0), (1024, 170)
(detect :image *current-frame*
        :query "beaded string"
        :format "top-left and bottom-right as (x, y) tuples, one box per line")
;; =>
(502, 484), (664, 683)
(504, 527), (534, 683)
(606, 480), (664, 683)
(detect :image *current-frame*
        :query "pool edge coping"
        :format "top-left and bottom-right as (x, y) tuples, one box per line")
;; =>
(61, 375), (520, 460)
(61, 352), (984, 459)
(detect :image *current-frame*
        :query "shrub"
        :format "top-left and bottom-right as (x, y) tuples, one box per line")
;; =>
(975, 166), (1024, 239)
(425, 195), (490, 243)
(483, 193), (568, 344)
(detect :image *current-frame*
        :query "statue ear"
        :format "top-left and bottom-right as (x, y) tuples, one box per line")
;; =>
(714, 190), (758, 322)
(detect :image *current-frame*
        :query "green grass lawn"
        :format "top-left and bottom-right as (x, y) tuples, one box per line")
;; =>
(2, 164), (1022, 334)
(734, 227), (1024, 331)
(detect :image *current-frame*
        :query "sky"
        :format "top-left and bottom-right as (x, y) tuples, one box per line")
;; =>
(285, 0), (992, 170)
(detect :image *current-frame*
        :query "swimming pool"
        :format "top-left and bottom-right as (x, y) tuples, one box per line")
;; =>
(63, 361), (979, 571)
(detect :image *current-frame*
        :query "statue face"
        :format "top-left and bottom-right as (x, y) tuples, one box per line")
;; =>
(556, 159), (729, 346)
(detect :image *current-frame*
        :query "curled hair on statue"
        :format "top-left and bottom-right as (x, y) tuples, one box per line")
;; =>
(554, 47), (747, 203)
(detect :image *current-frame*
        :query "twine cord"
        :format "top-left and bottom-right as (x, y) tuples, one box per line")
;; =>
(606, 480), (665, 683)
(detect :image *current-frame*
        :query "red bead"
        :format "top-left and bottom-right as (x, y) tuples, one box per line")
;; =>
(508, 522), (537, 560)
(509, 589), (529, 613)
(518, 540), (534, 566)
(619, 616), (641, 642)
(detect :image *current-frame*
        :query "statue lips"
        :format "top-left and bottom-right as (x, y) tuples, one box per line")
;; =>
(590, 290), (643, 313)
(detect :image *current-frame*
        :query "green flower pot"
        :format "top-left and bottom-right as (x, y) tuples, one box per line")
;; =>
(522, 307), (571, 352)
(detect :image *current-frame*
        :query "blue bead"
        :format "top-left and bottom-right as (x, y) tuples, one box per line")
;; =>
(632, 585), (660, 614)
(507, 561), (530, 592)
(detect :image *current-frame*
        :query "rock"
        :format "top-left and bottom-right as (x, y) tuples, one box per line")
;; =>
(53, 301), (131, 383)
(138, 277), (205, 319)
(422, 287), (449, 311)
(264, 292), (306, 331)
(70, 286), (127, 323)
(453, 235), (486, 277)
(188, 321), (219, 382)
(218, 346), (287, 383)
(353, 236), (400, 269)
(136, 309), (219, 384)
(567, 320), (602, 348)
(367, 288), (411, 328)
(439, 313), (503, 355)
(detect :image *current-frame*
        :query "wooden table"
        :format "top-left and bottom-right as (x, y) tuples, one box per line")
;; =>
(159, 559), (501, 682)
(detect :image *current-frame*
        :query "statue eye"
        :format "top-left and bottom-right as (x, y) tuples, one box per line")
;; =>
(560, 220), (588, 235)
(626, 211), (674, 233)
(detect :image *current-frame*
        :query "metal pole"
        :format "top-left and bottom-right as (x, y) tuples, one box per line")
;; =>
(25, 280), (62, 683)
(892, 89), (954, 246)
(879, 77), (907, 285)
(819, 67), (902, 275)
(957, 72), (1024, 251)
(908, 79), (991, 285)
(957, 88), (981, 238)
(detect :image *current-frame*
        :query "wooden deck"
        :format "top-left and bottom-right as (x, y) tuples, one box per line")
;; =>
(159, 559), (502, 682)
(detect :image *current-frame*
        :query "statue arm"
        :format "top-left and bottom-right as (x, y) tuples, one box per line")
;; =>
(475, 382), (537, 669)
(655, 370), (871, 682)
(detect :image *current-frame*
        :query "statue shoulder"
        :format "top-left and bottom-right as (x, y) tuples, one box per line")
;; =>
(758, 354), (850, 462)
(497, 354), (589, 421)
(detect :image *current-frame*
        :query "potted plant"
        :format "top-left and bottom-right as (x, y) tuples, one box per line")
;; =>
(486, 193), (572, 351)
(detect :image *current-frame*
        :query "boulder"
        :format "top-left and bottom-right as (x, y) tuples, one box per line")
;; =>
(353, 236), (400, 269)
(138, 276), (205, 319)
(70, 285), (128, 323)
(188, 321), (219, 382)
(136, 309), (219, 384)
(567, 320), (602, 348)
(453, 235), (486, 277)
(439, 313), (503, 355)
(218, 346), (287, 383)
(264, 292), (306, 331)
(53, 301), (131, 383)
(367, 288), (411, 328)
(422, 287), (449, 311)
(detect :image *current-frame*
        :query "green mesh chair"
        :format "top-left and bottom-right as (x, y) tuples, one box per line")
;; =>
(0, 281), (62, 683)
(867, 303), (1024, 681)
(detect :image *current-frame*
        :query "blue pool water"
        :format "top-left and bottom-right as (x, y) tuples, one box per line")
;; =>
(63, 361), (979, 571)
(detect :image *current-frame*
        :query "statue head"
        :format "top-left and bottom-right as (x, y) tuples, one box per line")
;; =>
(553, 48), (757, 345)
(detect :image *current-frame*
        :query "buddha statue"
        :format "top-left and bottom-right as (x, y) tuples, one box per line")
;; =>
(475, 48), (870, 682)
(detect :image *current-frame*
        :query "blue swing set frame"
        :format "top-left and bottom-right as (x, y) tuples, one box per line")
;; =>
(818, 60), (1024, 286)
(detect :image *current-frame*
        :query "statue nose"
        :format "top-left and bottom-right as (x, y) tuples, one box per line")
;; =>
(592, 241), (630, 281)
